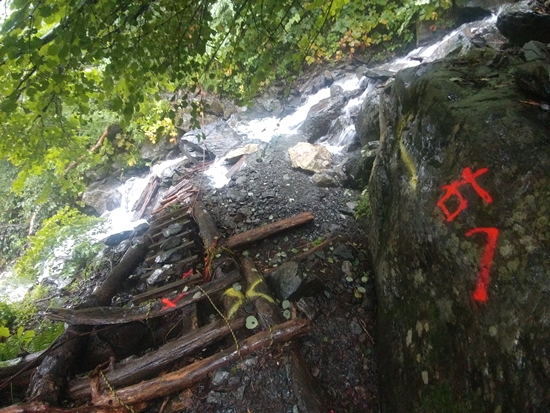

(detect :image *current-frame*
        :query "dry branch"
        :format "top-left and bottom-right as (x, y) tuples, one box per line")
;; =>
(223, 211), (314, 250)
(92, 318), (311, 406)
(68, 317), (246, 400)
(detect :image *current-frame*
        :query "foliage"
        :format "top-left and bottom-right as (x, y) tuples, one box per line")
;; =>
(355, 190), (372, 219)
(0, 320), (64, 362)
(14, 206), (104, 282)
(0, 0), (452, 194)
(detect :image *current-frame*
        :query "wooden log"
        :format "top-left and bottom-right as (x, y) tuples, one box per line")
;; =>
(223, 212), (314, 250)
(151, 219), (191, 239)
(240, 257), (325, 413)
(132, 176), (160, 221)
(46, 270), (242, 325)
(192, 200), (220, 249)
(0, 402), (147, 413)
(150, 207), (188, 225)
(27, 224), (159, 403)
(144, 240), (195, 264)
(131, 273), (202, 305)
(92, 318), (311, 407)
(148, 230), (191, 250)
(139, 254), (198, 280)
(68, 317), (245, 400)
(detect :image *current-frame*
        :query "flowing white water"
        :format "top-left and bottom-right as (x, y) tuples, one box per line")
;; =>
(1, 12), (500, 300)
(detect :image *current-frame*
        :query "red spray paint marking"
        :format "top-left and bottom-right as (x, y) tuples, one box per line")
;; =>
(160, 290), (189, 311)
(437, 167), (492, 222)
(465, 227), (499, 303)
(181, 269), (193, 279)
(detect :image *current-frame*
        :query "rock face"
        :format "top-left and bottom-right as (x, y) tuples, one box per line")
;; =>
(497, 1), (550, 45)
(368, 45), (550, 412)
(302, 96), (346, 142)
(288, 142), (332, 173)
(355, 87), (381, 146)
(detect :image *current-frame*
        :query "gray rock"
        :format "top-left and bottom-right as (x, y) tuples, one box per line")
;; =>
(265, 261), (324, 301)
(332, 243), (354, 260)
(162, 222), (184, 238)
(302, 96), (346, 142)
(330, 84), (344, 98)
(355, 87), (381, 146)
(160, 236), (182, 251)
(103, 230), (132, 246)
(139, 137), (177, 161)
(369, 47), (550, 412)
(147, 265), (171, 285)
(82, 177), (122, 215)
(497, 1), (550, 46)
(311, 171), (340, 188)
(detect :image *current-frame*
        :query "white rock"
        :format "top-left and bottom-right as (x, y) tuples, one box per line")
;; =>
(288, 142), (332, 173)
(224, 144), (260, 164)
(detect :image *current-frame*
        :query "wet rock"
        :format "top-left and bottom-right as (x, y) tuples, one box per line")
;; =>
(300, 70), (334, 95)
(296, 297), (319, 320)
(330, 84), (344, 98)
(160, 236), (182, 251)
(369, 46), (550, 412)
(82, 177), (122, 215)
(265, 261), (324, 301)
(349, 318), (363, 336)
(139, 137), (177, 161)
(357, 67), (394, 81)
(147, 265), (172, 285)
(224, 144), (260, 164)
(288, 142), (333, 174)
(332, 243), (354, 261)
(114, 239), (132, 255)
(355, 86), (381, 146)
(180, 121), (243, 158)
(102, 230), (133, 246)
(496, 1), (550, 46)
(155, 246), (183, 264)
(132, 222), (150, 236)
(513, 42), (550, 101)
(162, 222), (184, 237)
(311, 171), (340, 188)
(302, 96), (346, 142)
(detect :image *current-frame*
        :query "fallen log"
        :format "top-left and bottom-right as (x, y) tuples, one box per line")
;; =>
(192, 200), (220, 249)
(27, 224), (159, 403)
(92, 318), (311, 407)
(68, 317), (246, 400)
(223, 211), (314, 250)
(46, 270), (242, 325)
(132, 176), (160, 221)
(240, 257), (325, 413)
(0, 401), (147, 413)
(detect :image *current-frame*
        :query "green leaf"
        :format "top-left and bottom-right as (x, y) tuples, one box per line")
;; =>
(0, 327), (10, 338)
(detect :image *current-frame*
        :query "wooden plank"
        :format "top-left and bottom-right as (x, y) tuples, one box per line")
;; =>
(46, 270), (241, 325)
(223, 212), (314, 250)
(144, 240), (195, 264)
(91, 319), (311, 407)
(139, 254), (198, 280)
(131, 273), (202, 305)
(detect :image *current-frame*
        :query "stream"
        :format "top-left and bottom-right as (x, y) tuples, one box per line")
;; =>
(0, 11), (501, 301)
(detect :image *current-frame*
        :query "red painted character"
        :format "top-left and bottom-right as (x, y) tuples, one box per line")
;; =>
(466, 227), (499, 303)
(437, 167), (492, 222)
(437, 167), (499, 303)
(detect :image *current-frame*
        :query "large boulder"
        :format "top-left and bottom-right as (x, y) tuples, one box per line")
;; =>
(496, 1), (550, 46)
(82, 177), (122, 215)
(355, 87), (381, 146)
(302, 96), (346, 142)
(288, 142), (332, 173)
(368, 46), (550, 413)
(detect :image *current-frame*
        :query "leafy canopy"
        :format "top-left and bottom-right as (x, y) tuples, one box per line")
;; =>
(0, 0), (451, 190)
